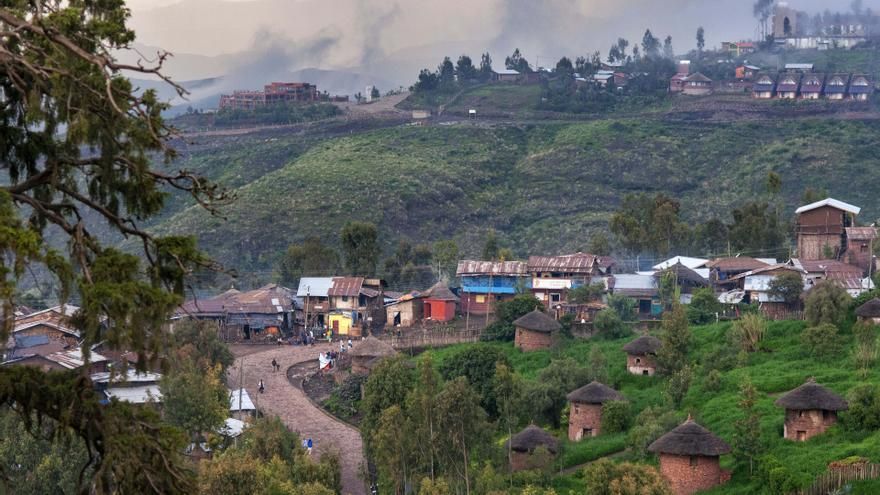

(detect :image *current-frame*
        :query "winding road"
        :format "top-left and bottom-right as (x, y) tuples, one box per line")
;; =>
(227, 343), (366, 495)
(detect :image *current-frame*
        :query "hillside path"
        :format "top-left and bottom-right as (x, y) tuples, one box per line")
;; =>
(228, 343), (366, 495)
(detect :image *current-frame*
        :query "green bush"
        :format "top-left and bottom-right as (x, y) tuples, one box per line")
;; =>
(581, 459), (671, 495)
(593, 309), (631, 339)
(840, 384), (880, 431)
(600, 401), (631, 434)
(802, 323), (841, 358)
(805, 281), (852, 326)
(438, 345), (509, 417)
(687, 288), (721, 325)
(731, 313), (766, 352)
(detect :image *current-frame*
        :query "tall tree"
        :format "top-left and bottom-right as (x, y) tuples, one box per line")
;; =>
(696, 26), (706, 54)
(456, 55), (478, 82)
(493, 362), (523, 482)
(482, 229), (500, 260)
(642, 29), (661, 58)
(160, 362), (228, 444)
(589, 232), (612, 256)
(434, 378), (490, 495)
(732, 378), (763, 476)
(479, 52), (493, 81)
(728, 201), (787, 257)
(170, 320), (235, 372)
(408, 357), (442, 481)
(656, 304), (691, 376)
(278, 237), (340, 286)
(373, 405), (411, 494)
(610, 193), (689, 257)
(340, 221), (380, 276)
(0, 1), (234, 492)
(663, 35), (675, 59)
(432, 240), (459, 283)
(505, 48), (531, 73)
(438, 57), (456, 90)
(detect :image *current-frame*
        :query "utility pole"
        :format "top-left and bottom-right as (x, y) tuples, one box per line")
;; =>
(486, 273), (493, 328)
(238, 355), (244, 420)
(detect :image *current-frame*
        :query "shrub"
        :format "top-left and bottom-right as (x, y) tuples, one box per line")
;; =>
(802, 323), (841, 358)
(703, 369), (722, 392)
(627, 407), (680, 459)
(731, 313), (766, 352)
(607, 294), (637, 321)
(582, 459), (671, 495)
(805, 281), (851, 326)
(482, 295), (545, 342)
(438, 346), (509, 417)
(768, 272), (804, 305)
(758, 455), (802, 494)
(600, 401), (631, 434)
(593, 308), (631, 339)
(666, 365), (693, 407)
(687, 288), (721, 325)
(840, 384), (880, 431)
(656, 304), (691, 376)
(853, 321), (878, 377)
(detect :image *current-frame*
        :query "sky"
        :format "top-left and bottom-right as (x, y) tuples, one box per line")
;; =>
(122, 0), (878, 94)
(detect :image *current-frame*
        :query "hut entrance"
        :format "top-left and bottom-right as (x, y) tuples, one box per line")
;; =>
(797, 430), (806, 441)
(642, 370), (649, 376)
(580, 428), (593, 439)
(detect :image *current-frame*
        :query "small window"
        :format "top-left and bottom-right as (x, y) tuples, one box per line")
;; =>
(635, 358), (641, 364)
(689, 456), (698, 467)
(823, 410), (830, 420)
(475, 295), (486, 304)
(574, 404), (579, 413)
(341, 296), (348, 302)
(798, 410), (804, 418)
(861, 244), (868, 253)
(550, 293), (561, 303)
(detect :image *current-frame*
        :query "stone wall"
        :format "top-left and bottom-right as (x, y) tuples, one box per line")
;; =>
(514, 328), (553, 352)
(783, 409), (838, 441)
(659, 453), (724, 495)
(568, 402), (603, 440)
(510, 449), (554, 472)
(626, 353), (657, 376)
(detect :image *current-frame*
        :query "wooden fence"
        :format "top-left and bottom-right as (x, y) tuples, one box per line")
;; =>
(794, 463), (880, 495)
(378, 327), (483, 352)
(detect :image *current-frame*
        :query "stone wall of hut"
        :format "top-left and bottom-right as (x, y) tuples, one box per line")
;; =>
(659, 453), (724, 495)
(514, 328), (553, 352)
(510, 449), (554, 472)
(568, 402), (603, 440)
(626, 354), (657, 376)
(783, 409), (838, 441)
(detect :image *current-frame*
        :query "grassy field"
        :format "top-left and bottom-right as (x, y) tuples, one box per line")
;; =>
(417, 317), (880, 494)
(149, 117), (880, 278)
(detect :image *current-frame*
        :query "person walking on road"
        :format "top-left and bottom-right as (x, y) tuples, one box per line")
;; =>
(271, 358), (278, 372)
(258, 379), (265, 394)
(306, 438), (313, 455)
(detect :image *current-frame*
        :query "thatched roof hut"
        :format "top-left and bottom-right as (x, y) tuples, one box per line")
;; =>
(508, 425), (559, 454)
(566, 381), (625, 404)
(513, 310), (561, 333)
(422, 282), (458, 301)
(622, 335), (662, 355)
(855, 298), (880, 318)
(775, 379), (848, 411)
(648, 417), (731, 456)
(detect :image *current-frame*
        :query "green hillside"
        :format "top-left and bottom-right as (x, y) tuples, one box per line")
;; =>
(408, 318), (880, 494)
(151, 116), (880, 275)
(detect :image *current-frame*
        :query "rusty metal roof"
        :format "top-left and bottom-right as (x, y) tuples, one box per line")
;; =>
(177, 285), (293, 316)
(528, 253), (597, 274)
(791, 259), (862, 274)
(706, 257), (770, 272)
(328, 277), (364, 297)
(456, 260), (528, 276)
(846, 227), (878, 241)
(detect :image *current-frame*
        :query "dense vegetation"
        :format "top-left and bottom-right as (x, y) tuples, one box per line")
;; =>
(173, 103), (341, 130)
(151, 117), (880, 281)
(355, 312), (880, 494)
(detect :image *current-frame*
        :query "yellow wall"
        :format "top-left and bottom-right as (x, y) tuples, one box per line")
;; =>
(328, 313), (353, 335)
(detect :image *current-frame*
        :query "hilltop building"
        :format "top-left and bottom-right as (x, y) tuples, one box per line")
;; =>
(773, 3), (868, 49)
(219, 82), (319, 110)
(775, 379), (848, 441)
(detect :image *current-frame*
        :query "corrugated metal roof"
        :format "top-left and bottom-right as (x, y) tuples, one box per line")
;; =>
(328, 277), (364, 297)
(528, 253), (597, 274)
(706, 257), (770, 272)
(495, 69), (520, 75)
(45, 348), (109, 370)
(785, 63), (814, 70)
(653, 256), (708, 270)
(14, 334), (49, 348)
(790, 259), (862, 274)
(221, 418), (247, 438)
(730, 263), (805, 281)
(296, 277), (335, 298)
(229, 388), (256, 411)
(13, 320), (81, 338)
(846, 227), (878, 240)
(91, 369), (162, 384)
(456, 260), (528, 276)
(105, 385), (162, 404)
(795, 198), (861, 215)
(612, 274), (657, 290)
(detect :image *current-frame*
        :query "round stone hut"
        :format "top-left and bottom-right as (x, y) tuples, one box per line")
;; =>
(507, 425), (559, 472)
(855, 298), (880, 324)
(622, 335), (662, 376)
(774, 378), (848, 442)
(648, 416), (731, 495)
(350, 336), (397, 374)
(513, 310), (561, 352)
(566, 381), (626, 441)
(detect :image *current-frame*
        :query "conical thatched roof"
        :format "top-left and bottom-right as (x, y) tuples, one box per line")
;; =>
(350, 336), (397, 358)
(855, 298), (880, 318)
(622, 335), (662, 355)
(648, 417), (731, 456)
(513, 310), (561, 333)
(508, 425), (559, 454)
(775, 379), (848, 411)
(566, 381), (626, 404)
(423, 282), (458, 301)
